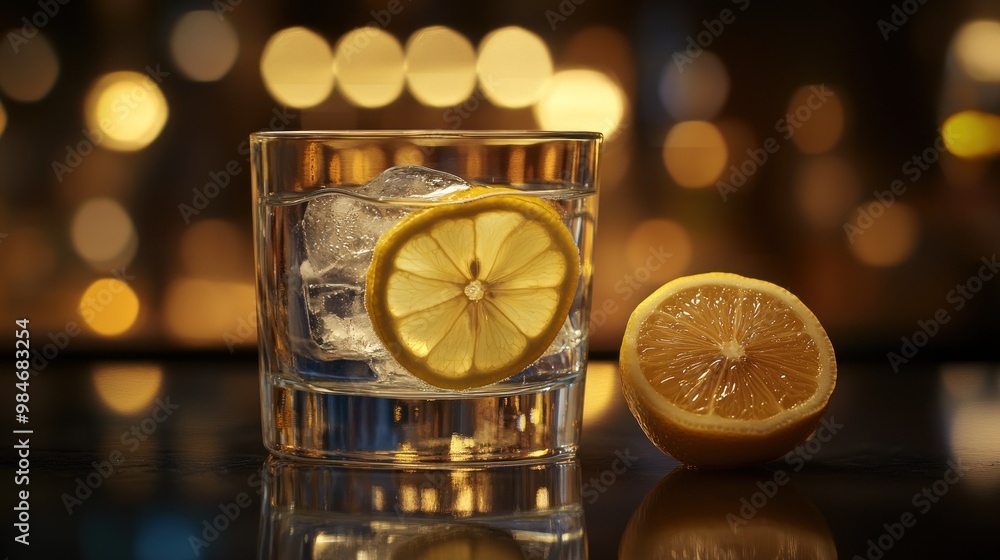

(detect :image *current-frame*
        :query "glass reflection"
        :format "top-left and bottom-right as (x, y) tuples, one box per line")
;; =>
(258, 457), (586, 559)
(620, 469), (836, 560)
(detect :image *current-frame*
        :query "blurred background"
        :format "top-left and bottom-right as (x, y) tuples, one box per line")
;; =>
(1, 0), (999, 359)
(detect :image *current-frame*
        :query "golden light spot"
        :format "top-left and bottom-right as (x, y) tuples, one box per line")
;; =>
(454, 484), (474, 516)
(420, 487), (439, 512)
(950, 402), (1000, 489)
(84, 71), (169, 151)
(399, 483), (418, 513)
(787, 85), (845, 154)
(535, 487), (550, 509)
(941, 364), (988, 400)
(0, 99), (6, 138)
(794, 155), (862, 230)
(534, 69), (626, 137)
(70, 198), (137, 268)
(583, 363), (620, 424)
(477, 27), (552, 108)
(169, 10), (239, 82)
(334, 27), (405, 108)
(0, 31), (59, 102)
(942, 111), (1000, 158)
(404, 26), (476, 107)
(179, 219), (248, 278)
(954, 20), (1000, 82)
(393, 144), (426, 167)
(92, 363), (162, 415)
(260, 27), (334, 108)
(659, 51), (729, 120)
(79, 278), (140, 336)
(848, 202), (919, 267)
(662, 121), (728, 188)
(162, 278), (256, 344)
(626, 219), (692, 279)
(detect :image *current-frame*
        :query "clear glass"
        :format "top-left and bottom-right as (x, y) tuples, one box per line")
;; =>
(257, 457), (586, 559)
(251, 131), (601, 462)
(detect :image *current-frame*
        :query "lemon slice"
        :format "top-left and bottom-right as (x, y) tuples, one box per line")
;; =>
(366, 191), (579, 390)
(619, 272), (837, 468)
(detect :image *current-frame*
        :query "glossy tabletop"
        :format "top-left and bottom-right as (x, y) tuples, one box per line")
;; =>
(3, 357), (999, 559)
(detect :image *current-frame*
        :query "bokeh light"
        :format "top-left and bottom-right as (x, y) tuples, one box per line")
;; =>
(92, 363), (163, 415)
(794, 155), (862, 230)
(169, 10), (239, 82)
(163, 278), (256, 345)
(583, 363), (620, 424)
(562, 26), (634, 94)
(84, 71), (169, 151)
(954, 20), (1000, 82)
(79, 278), (141, 336)
(659, 51), (729, 120)
(786, 85), (845, 154)
(950, 401), (1000, 489)
(942, 110), (1000, 158)
(0, 99), (6, 138)
(405, 26), (477, 107)
(334, 27), (405, 108)
(662, 121), (728, 188)
(477, 27), (553, 108)
(178, 219), (248, 278)
(534, 69), (626, 137)
(70, 197), (137, 268)
(0, 31), (59, 102)
(848, 202), (919, 267)
(260, 27), (334, 108)
(627, 219), (693, 279)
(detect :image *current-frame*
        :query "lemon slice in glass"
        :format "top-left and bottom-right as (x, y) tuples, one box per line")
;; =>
(366, 191), (579, 390)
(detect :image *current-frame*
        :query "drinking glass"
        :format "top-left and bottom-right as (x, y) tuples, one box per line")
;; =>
(251, 131), (601, 462)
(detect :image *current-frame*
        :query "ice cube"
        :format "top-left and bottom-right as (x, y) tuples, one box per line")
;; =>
(302, 194), (400, 283)
(302, 278), (384, 359)
(358, 165), (471, 200)
(541, 317), (583, 358)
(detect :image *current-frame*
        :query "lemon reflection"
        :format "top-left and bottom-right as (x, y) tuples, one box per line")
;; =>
(621, 470), (837, 559)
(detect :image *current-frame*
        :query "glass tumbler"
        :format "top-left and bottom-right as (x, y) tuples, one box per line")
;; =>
(251, 131), (601, 462)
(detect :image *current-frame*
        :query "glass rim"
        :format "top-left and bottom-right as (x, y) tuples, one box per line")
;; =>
(250, 129), (603, 142)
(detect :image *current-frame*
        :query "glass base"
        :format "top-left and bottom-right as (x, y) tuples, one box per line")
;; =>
(261, 373), (584, 463)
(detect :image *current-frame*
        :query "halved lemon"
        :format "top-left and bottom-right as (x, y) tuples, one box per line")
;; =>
(619, 272), (837, 468)
(366, 191), (579, 390)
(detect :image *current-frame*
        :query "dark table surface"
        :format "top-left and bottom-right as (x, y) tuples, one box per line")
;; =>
(3, 357), (999, 559)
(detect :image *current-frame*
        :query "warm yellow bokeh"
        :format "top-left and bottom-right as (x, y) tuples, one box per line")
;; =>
(662, 121), (728, 188)
(627, 219), (692, 279)
(334, 27), (405, 108)
(79, 278), (141, 336)
(163, 278), (256, 345)
(92, 363), (163, 415)
(169, 10), (239, 82)
(0, 99), (6, 139)
(954, 20), (1000, 82)
(794, 155), (861, 230)
(942, 110), (1000, 158)
(534, 69), (626, 137)
(405, 26), (477, 107)
(84, 71), (169, 151)
(71, 197), (137, 267)
(260, 27), (334, 108)
(0, 31), (59, 102)
(848, 202), (919, 267)
(583, 363), (621, 424)
(787, 85), (844, 154)
(179, 219), (248, 278)
(477, 27), (552, 108)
